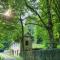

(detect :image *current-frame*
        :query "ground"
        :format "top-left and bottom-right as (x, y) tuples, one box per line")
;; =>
(0, 53), (21, 60)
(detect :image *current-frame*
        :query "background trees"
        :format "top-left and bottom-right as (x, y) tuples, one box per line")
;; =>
(0, 0), (60, 49)
(24, 0), (60, 48)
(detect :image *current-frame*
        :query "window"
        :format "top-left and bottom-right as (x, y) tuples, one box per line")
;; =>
(25, 41), (29, 45)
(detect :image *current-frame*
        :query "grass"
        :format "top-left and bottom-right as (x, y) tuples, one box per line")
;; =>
(32, 43), (47, 49)
(57, 45), (60, 48)
(0, 56), (4, 60)
(16, 56), (23, 60)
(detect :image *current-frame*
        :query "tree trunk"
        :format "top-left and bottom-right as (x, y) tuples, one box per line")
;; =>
(48, 28), (57, 48)
(46, 0), (57, 48)
(19, 15), (24, 56)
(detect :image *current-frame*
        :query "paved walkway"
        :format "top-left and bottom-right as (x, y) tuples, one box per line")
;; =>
(4, 58), (16, 60)
(0, 53), (16, 60)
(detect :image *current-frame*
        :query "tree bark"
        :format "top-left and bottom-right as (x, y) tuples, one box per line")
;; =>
(46, 0), (57, 48)
(47, 28), (56, 48)
(19, 14), (24, 56)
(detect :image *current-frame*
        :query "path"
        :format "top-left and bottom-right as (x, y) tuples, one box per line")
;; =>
(4, 57), (16, 60)
(0, 53), (16, 60)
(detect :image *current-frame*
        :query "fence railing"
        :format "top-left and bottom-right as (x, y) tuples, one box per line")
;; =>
(23, 48), (60, 60)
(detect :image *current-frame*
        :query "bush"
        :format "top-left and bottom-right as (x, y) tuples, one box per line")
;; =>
(0, 44), (4, 52)
(0, 44), (4, 49)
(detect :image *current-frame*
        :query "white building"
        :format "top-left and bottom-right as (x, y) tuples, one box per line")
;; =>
(10, 42), (20, 56)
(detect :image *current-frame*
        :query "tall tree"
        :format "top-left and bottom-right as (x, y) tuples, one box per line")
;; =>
(24, 0), (59, 48)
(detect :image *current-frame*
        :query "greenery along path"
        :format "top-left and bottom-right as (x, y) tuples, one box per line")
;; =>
(0, 53), (16, 60)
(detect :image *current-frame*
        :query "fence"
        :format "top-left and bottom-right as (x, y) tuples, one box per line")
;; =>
(23, 48), (60, 60)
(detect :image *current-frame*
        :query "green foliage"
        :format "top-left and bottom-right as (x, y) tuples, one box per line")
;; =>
(0, 17), (22, 48)
(24, 0), (60, 48)
(0, 0), (60, 49)
(0, 43), (4, 49)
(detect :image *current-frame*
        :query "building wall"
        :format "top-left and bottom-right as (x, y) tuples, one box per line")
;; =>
(10, 42), (20, 56)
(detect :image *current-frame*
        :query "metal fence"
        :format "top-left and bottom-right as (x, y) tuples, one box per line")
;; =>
(23, 49), (60, 60)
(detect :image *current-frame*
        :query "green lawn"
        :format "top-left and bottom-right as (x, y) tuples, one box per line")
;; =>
(32, 43), (47, 49)
(15, 56), (23, 60)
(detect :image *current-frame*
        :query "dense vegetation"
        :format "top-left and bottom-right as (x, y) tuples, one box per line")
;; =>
(0, 0), (60, 49)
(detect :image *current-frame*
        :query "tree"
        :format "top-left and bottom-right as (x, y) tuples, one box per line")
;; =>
(0, 0), (60, 50)
(0, 0), (23, 49)
(24, 0), (60, 48)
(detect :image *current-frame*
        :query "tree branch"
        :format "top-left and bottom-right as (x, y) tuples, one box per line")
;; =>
(25, 23), (45, 28)
(24, 0), (48, 29)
